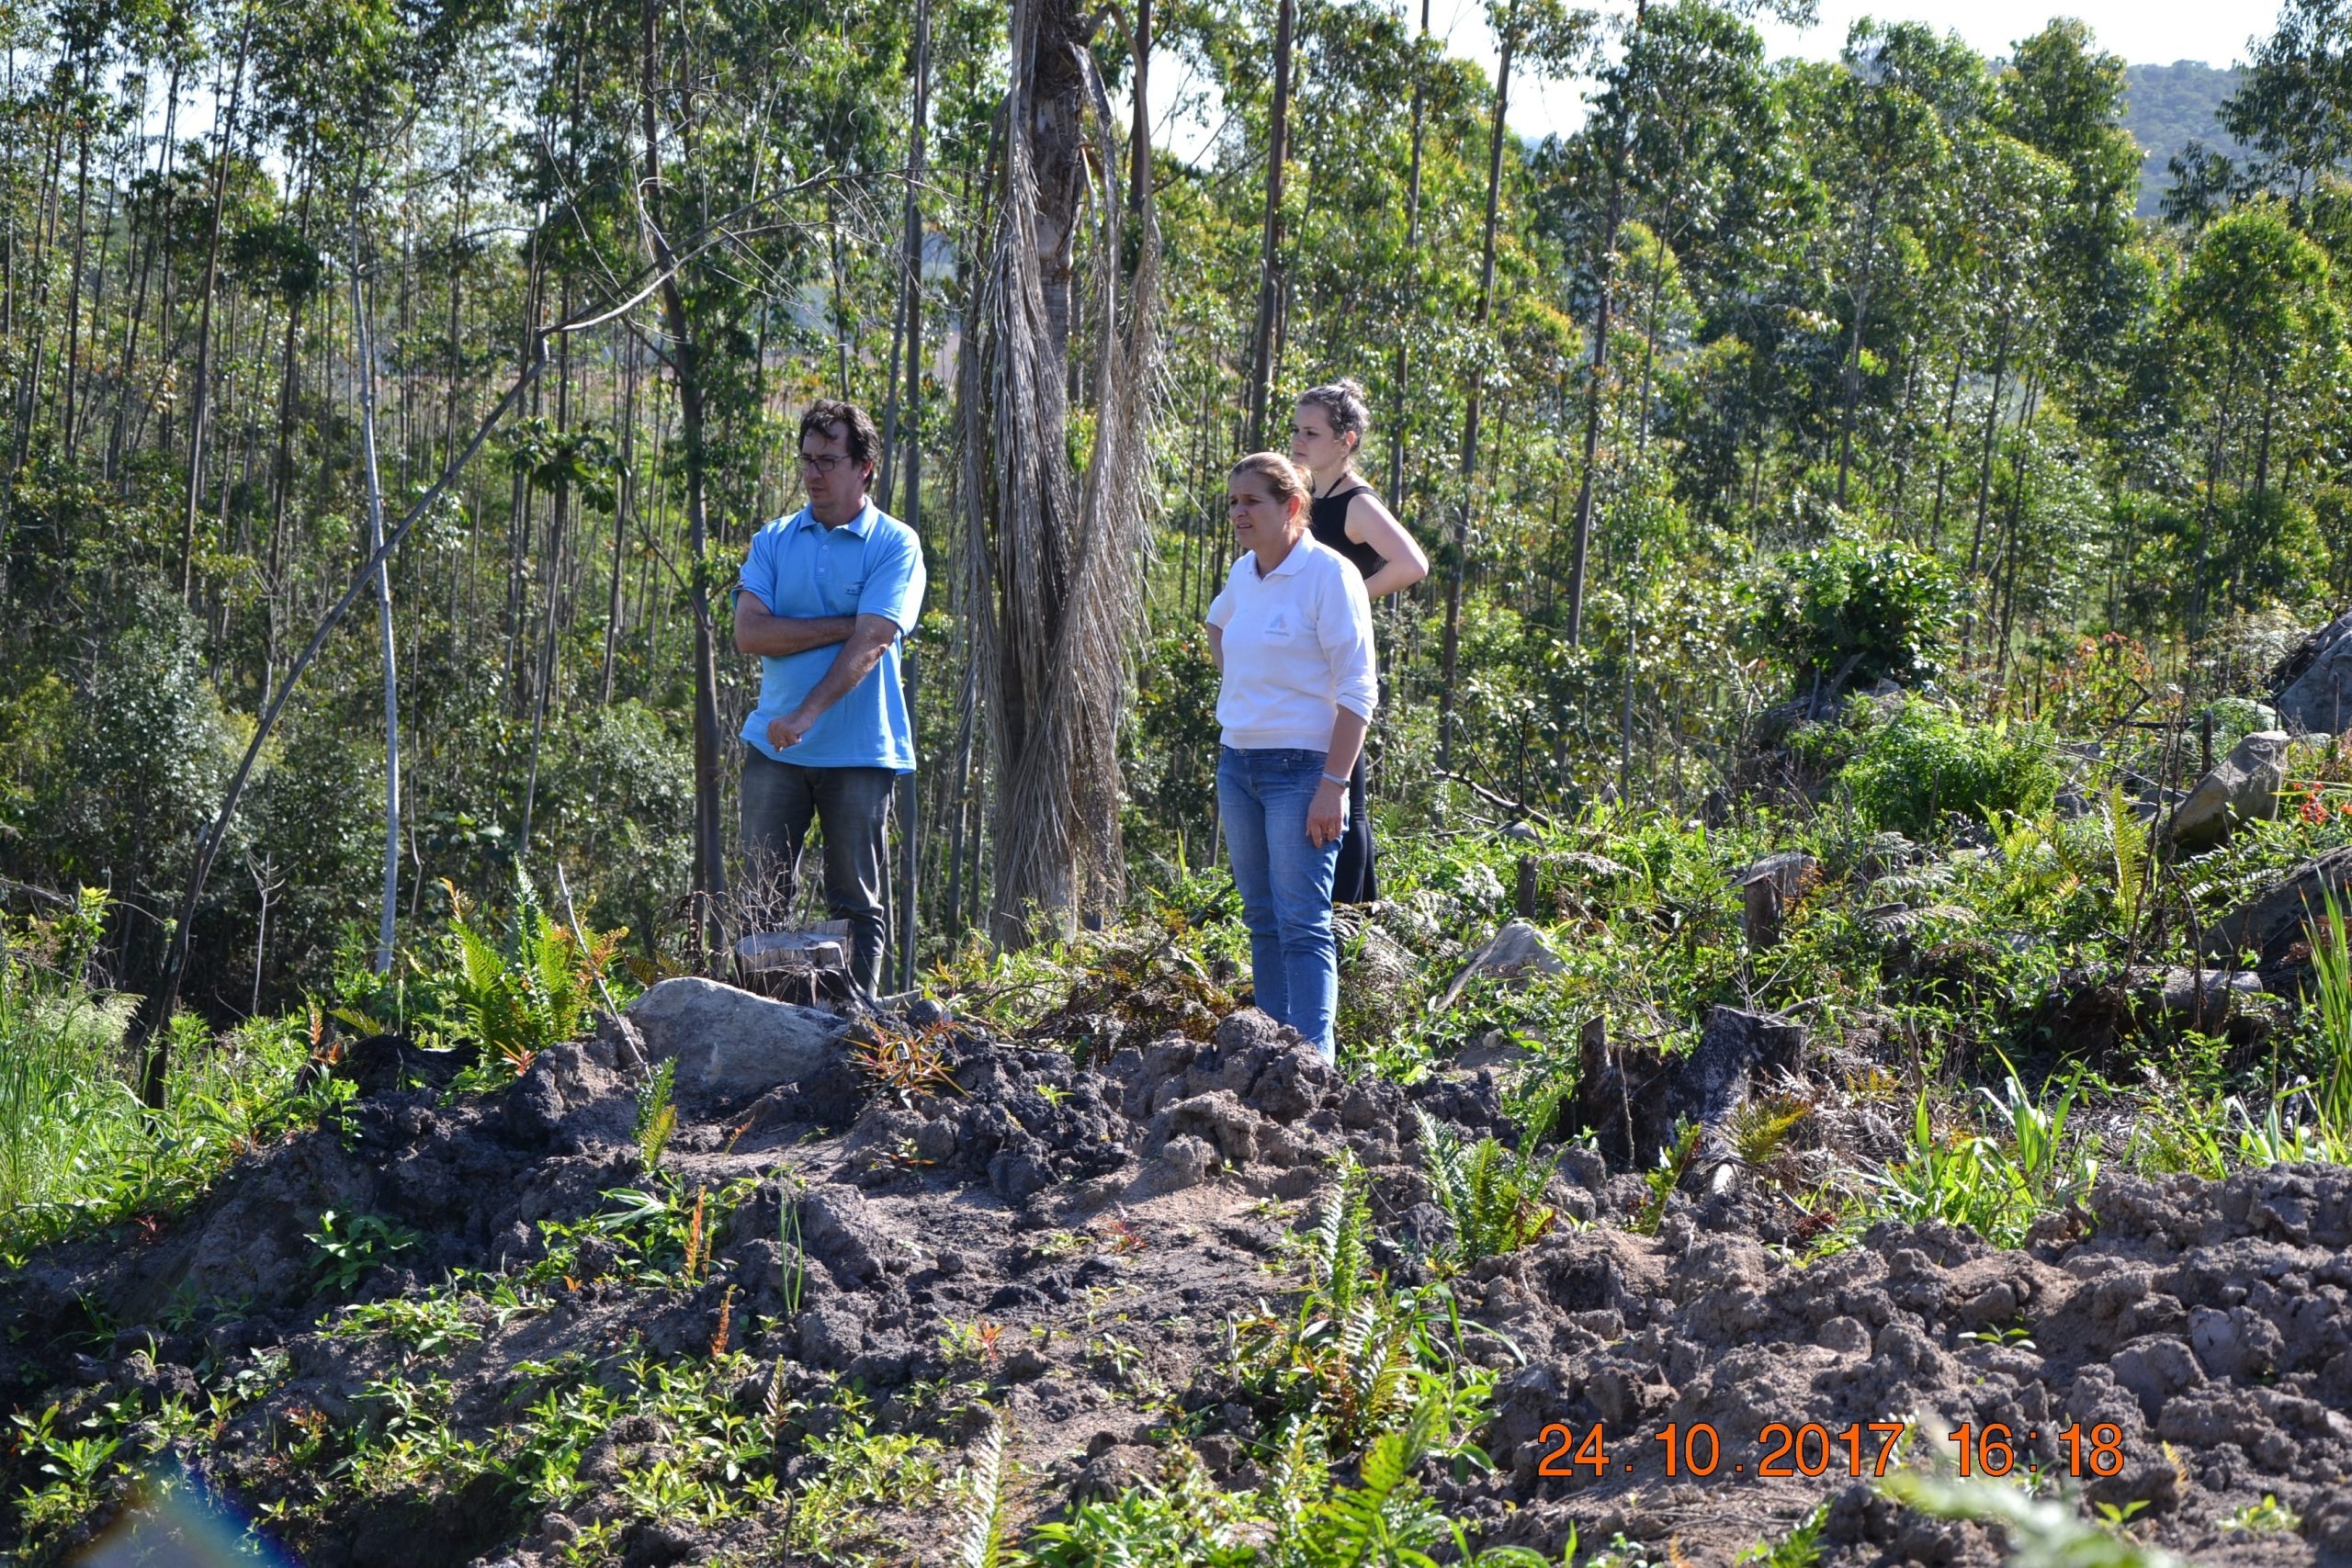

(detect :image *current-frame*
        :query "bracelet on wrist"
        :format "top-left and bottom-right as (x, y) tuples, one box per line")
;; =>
(1321, 772), (1350, 787)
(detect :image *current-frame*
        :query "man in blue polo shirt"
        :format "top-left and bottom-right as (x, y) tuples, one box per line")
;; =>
(733, 400), (926, 995)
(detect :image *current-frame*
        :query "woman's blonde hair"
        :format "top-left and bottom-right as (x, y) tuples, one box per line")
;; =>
(1228, 450), (1311, 510)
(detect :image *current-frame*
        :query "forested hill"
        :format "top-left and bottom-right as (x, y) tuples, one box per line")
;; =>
(2122, 61), (2245, 214)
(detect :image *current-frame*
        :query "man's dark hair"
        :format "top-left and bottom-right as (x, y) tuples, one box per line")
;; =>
(799, 400), (881, 476)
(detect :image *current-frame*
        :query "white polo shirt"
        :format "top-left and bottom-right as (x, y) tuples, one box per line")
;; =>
(1206, 536), (1379, 750)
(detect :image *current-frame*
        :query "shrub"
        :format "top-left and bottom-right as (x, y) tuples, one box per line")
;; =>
(1838, 698), (2059, 838)
(1751, 532), (1961, 689)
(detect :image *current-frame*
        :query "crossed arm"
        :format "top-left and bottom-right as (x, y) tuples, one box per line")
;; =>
(733, 592), (856, 657)
(734, 591), (902, 750)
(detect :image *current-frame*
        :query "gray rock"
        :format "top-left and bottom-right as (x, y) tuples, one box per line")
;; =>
(2166, 729), (2290, 852)
(626, 976), (848, 1100)
(1153, 1134), (1216, 1190)
(2271, 607), (2352, 735)
(1436, 919), (1566, 1009)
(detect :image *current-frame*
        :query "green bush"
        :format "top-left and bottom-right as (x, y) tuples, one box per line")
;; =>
(1838, 698), (2060, 838)
(1751, 532), (1961, 688)
(0, 894), (322, 1257)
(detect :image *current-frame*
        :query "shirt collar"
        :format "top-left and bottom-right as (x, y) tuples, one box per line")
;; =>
(1258, 537), (1317, 579)
(792, 499), (877, 538)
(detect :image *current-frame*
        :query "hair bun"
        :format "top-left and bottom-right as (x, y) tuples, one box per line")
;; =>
(1296, 379), (1373, 440)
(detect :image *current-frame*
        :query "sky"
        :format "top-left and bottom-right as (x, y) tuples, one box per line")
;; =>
(1150, 0), (2265, 152)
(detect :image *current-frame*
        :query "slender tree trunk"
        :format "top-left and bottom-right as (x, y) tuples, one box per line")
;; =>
(1833, 183), (1883, 507)
(1436, 16), (1514, 772)
(107, 51), (180, 484)
(1129, 0), (1151, 228)
(602, 342), (637, 704)
(1243, 0), (1295, 448)
(519, 280), (574, 853)
(894, 0), (933, 981)
(878, 0), (931, 516)
(1965, 309), (2013, 578)
(1927, 346), (1962, 551)
(1633, 228), (1668, 461)
(350, 211), (401, 973)
(1388, 0), (1431, 505)
(179, 11), (253, 604)
(640, 0), (729, 945)
(57, 64), (94, 460)
(1565, 182), (1619, 649)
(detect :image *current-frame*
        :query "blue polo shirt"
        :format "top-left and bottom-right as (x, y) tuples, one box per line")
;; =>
(734, 502), (926, 771)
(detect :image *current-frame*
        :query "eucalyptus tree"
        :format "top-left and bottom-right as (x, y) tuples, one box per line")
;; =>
(2220, 0), (2352, 212)
(1554, 0), (1814, 645)
(2001, 21), (2145, 386)
(2166, 200), (2343, 629)
(1809, 21), (1972, 506)
(1435, 0), (1588, 769)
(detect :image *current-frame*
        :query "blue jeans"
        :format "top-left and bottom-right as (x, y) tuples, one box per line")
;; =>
(1217, 747), (1340, 1060)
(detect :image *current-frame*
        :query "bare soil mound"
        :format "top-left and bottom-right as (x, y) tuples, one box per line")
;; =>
(4, 1007), (2350, 1566)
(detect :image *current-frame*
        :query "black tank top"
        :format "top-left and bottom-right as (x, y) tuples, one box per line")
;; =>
(1307, 481), (1388, 581)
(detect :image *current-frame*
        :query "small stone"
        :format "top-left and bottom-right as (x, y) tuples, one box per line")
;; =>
(1817, 1316), (1872, 1355)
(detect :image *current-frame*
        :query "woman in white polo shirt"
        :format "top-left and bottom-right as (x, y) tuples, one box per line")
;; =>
(1206, 452), (1378, 1062)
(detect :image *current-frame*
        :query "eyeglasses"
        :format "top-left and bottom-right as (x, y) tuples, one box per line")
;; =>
(798, 452), (854, 475)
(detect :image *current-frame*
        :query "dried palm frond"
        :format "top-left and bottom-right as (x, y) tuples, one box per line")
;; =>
(960, 0), (1164, 950)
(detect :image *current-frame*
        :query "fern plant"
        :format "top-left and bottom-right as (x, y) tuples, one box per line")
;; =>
(635, 1058), (677, 1172)
(1281, 1389), (1556, 1568)
(2105, 784), (2154, 944)
(1632, 1121), (1702, 1236)
(1236, 1159), (1463, 1456)
(443, 872), (619, 1075)
(1414, 1110), (1558, 1271)
(952, 1416), (1019, 1568)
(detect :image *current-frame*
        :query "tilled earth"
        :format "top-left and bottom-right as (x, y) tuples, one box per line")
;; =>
(5, 1004), (2351, 1566)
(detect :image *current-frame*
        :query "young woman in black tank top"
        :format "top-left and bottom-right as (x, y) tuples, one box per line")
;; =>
(1290, 380), (1430, 903)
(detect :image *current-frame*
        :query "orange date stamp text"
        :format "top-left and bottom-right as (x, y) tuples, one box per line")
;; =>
(1531, 1420), (2131, 1481)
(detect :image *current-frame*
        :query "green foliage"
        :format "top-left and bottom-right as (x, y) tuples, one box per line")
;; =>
(442, 871), (623, 1076)
(1751, 532), (1962, 688)
(635, 1057), (678, 1173)
(950, 1416), (1016, 1568)
(308, 1210), (422, 1293)
(1234, 1160), (1496, 1462)
(1862, 1076), (2097, 1247)
(1738, 1503), (1828, 1568)
(1882, 1470), (2185, 1568)
(526, 1176), (757, 1290)
(1414, 1110), (1559, 1270)
(1633, 1122), (1702, 1237)
(2219, 1495), (2300, 1533)
(1025, 1393), (1551, 1568)
(1835, 699), (2061, 840)
(2308, 890), (2352, 1142)
(0, 897), (328, 1257)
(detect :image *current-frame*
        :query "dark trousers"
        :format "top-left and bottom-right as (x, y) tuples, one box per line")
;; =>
(1332, 751), (1378, 905)
(740, 751), (897, 995)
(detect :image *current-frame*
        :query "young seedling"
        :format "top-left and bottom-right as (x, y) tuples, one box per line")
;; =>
(634, 1058), (678, 1173)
